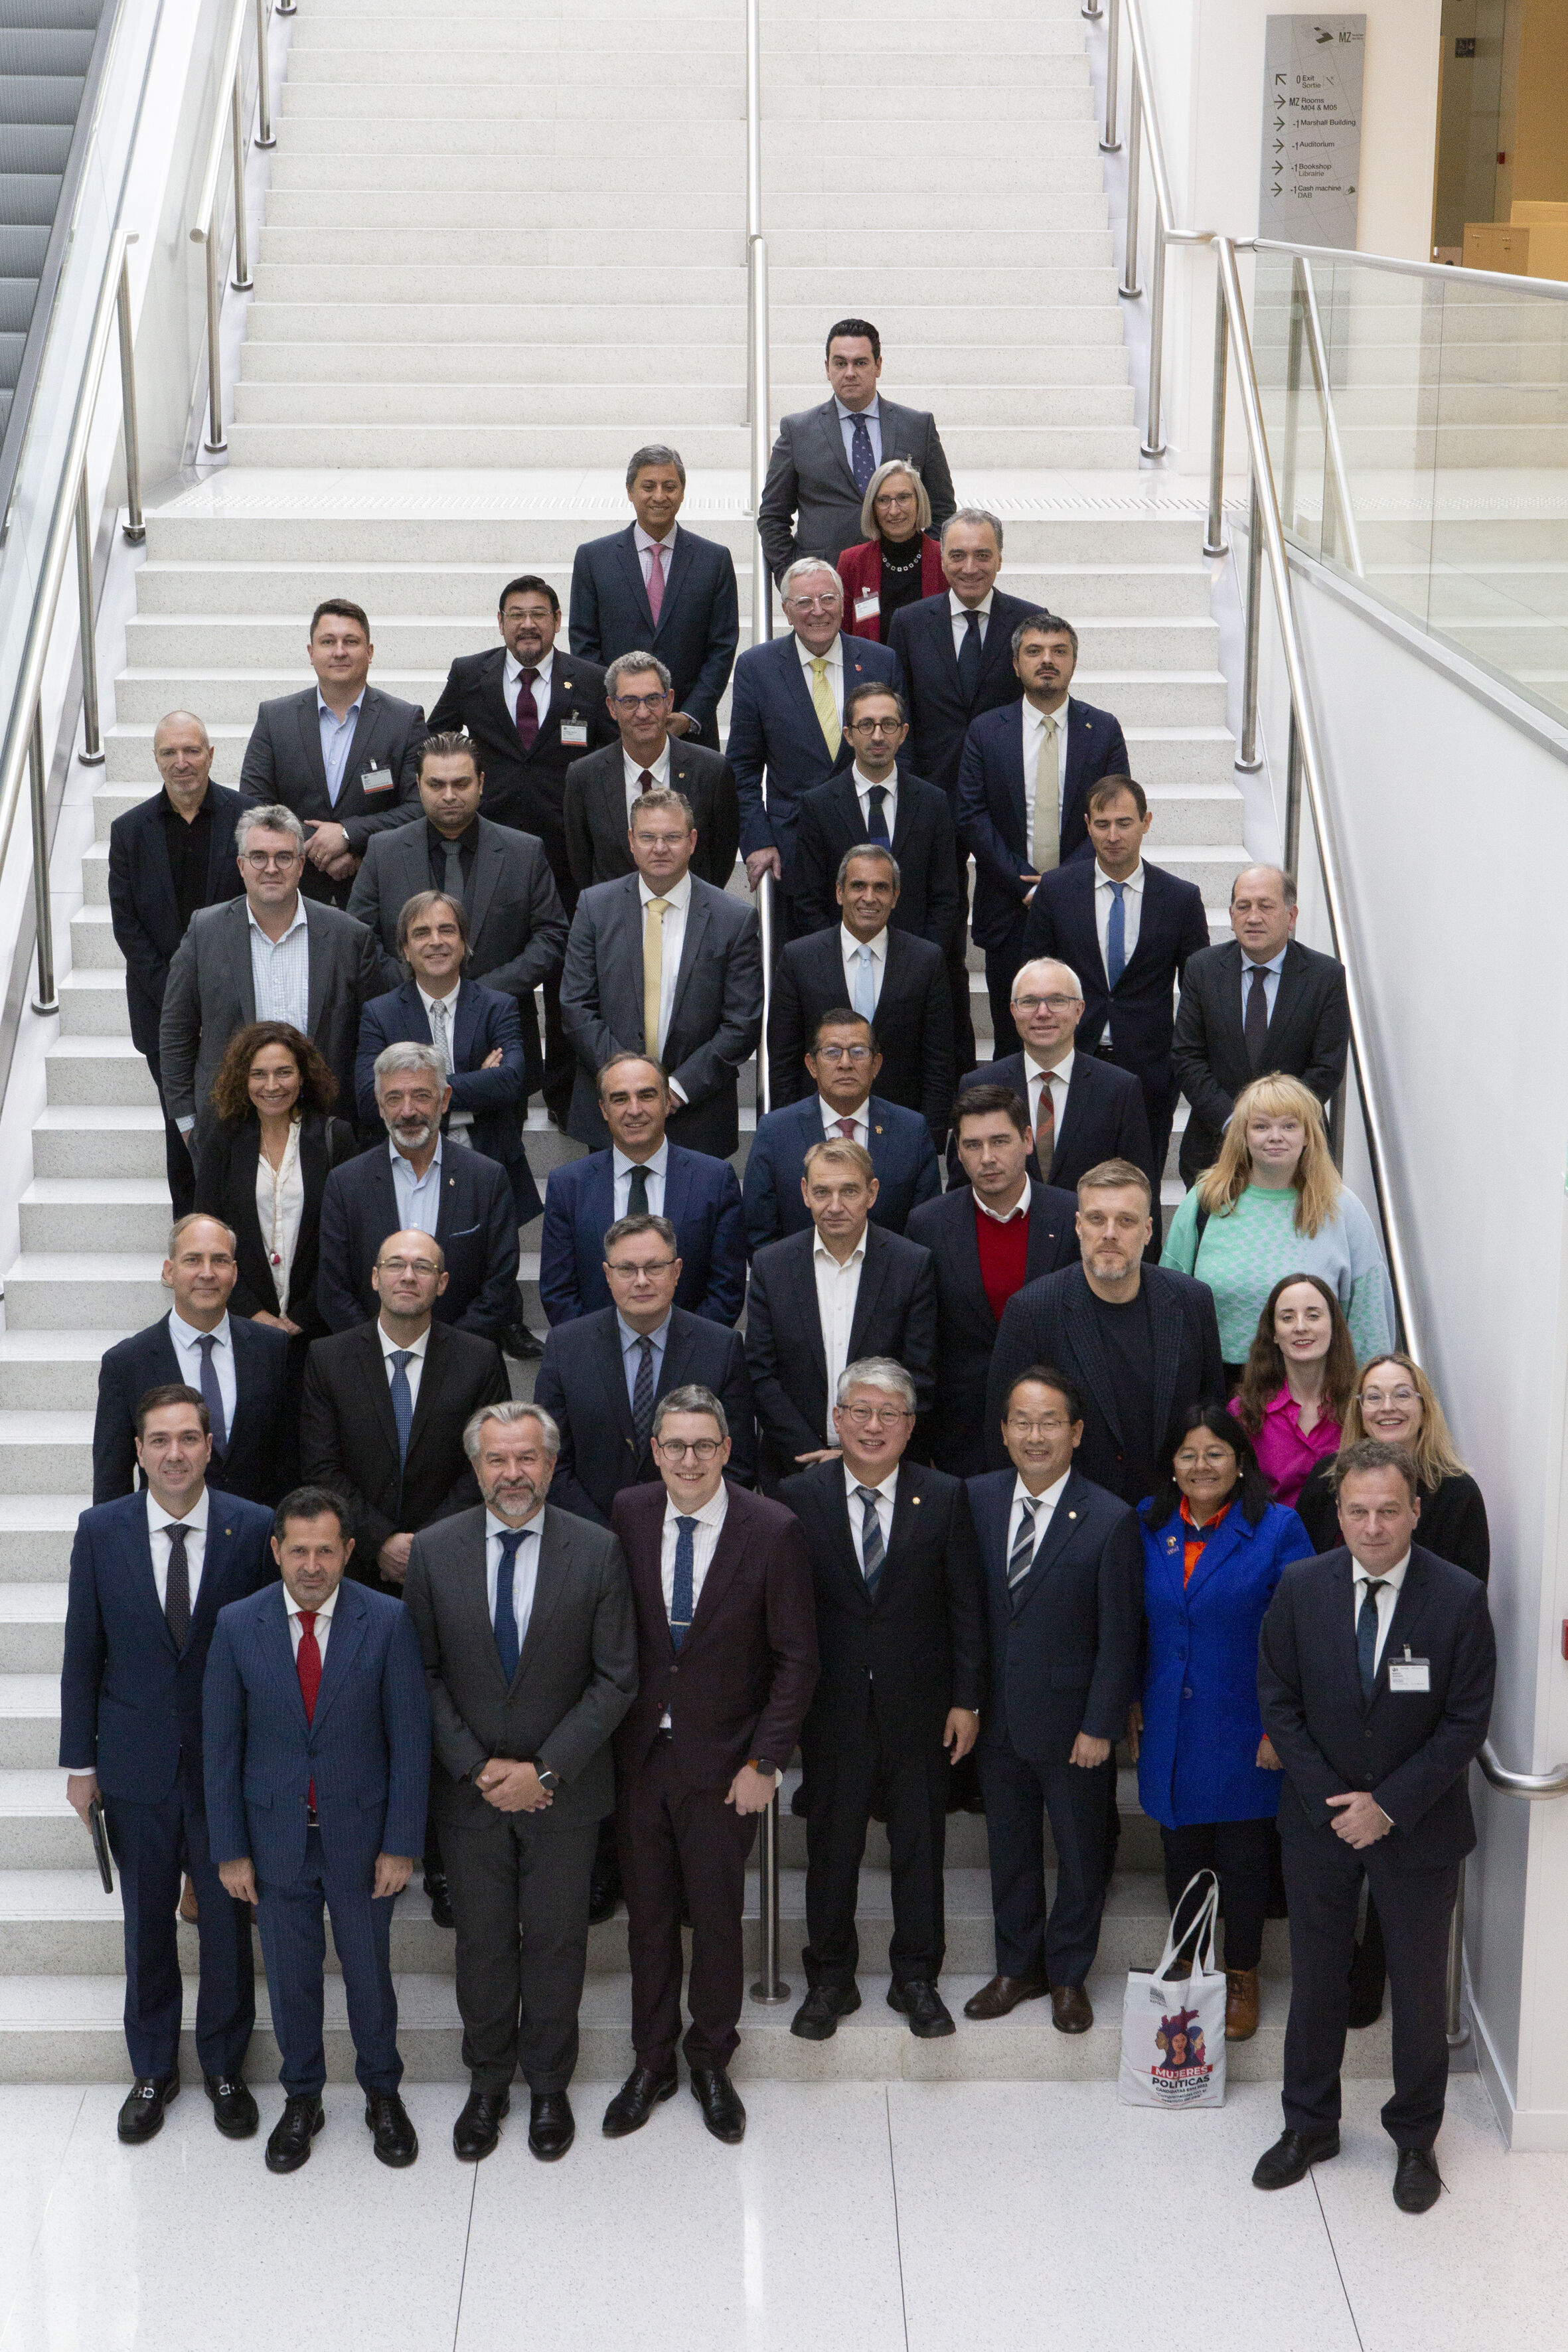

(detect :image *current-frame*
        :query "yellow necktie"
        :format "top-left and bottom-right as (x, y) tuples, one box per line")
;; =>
(1032, 712), (1059, 874)
(643, 896), (670, 1056)
(810, 656), (841, 757)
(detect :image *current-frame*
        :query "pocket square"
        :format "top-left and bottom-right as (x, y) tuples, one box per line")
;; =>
(448, 1223), (481, 1238)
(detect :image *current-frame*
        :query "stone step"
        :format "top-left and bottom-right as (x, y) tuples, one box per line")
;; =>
(245, 261), (1121, 306)
(0, 1419), (94, 1497)
(0, 1680), (62, 1763)
(0, 1333), (125, 1413)
(222, 422), (1146, 471)
(56, 973), (131, 1038)
(3, 1255), (167, 1328)
(282, 42), (1089, 82)
(259, 190), (1115, 236)
(44, 1036), (158, 1105)
(30, 1105), (167, 1178)
(241, 298), (1126, 347)
(228, 381), (1135, 433)
(267, 139), (1105, 195)
(0, 1504), (87, 1584)
(0, 1589), (65, 1674)
(18, 1180), (173, 1255)
(237, 339), (1134, 388)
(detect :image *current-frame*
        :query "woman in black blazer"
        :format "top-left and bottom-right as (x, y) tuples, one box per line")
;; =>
(193, 1022), (358, 1342)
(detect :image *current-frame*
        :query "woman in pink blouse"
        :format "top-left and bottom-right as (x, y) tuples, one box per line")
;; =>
(1228, 1273), (1358, 1508)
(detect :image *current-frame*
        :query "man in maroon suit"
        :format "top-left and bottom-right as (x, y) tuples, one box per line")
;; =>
(605, 1385), (818, 2145)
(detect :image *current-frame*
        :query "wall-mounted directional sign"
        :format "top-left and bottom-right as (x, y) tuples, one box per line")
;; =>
(1259, 15), (1366, 250)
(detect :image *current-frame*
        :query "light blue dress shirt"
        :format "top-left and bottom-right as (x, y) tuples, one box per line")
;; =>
(835, 395), (882, 476)
(390, 1135), (443, 1237)
(1242, 944), (1288, 1024)
(317, 690), (364, 808)
(246, 897), (311, 1034)
(617, 1310), (670, 1410)
(167, 1308), (238, 1435)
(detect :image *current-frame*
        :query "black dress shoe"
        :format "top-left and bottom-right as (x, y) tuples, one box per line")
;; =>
(602, 2064), (678, 2138)
(1393, 2147), (1443, 2213)
(265, 2094), (325, 2174)
(423, 1871), (455, 1931)
(365, 2090), (418, 2167)
(1252, 2126), (1340, 2189)
(203, 2073), (258, 2139)
(528, 2090), (575, 2161)
(790, 1982), (860, 2041)
(887, 1978), (956, 2039)
(453, 2088), (509, 2161)
(690, 2066), (746, 2144)
(789, 1782), (809, 1816)
(118, 2073), (179, 2144)
(503, 1321), (544, 1361)
(587, 1867), (622, 1926)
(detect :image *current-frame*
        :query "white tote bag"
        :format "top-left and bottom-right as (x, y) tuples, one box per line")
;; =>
(1117, 1867), (1227, 2109)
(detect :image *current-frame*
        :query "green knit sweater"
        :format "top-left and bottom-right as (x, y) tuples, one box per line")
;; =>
(1161, 1181), (1395, 1365)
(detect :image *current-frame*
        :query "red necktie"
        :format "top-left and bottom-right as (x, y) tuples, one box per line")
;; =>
(514, 667), (540, 751)
(296, 1609), (321, 1811)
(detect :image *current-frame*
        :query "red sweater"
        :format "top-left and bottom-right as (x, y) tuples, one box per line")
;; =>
(974, 1200), (1030, 1326)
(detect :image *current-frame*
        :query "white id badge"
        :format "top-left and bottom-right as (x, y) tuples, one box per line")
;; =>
(359, 764), (394, 795)
(855, 590), (880, 623)
(560, 718), (589, 747)
(1388, 1657), (1431, 1693)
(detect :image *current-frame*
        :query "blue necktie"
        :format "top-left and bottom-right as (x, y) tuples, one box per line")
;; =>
(852, 943), (876, 1020)
(957, 609), (982, 706)
(850, 411), (875, 494)
(864, 784), (890, 845)
(670, 1516), (696, 1650)
(389, 1350), (414, 1466)
(856, 1486), (886, 1600)
(494, 1528), (526, 1682)
(1107, 880), (1127, 988)
(1356, 1579), (1379, 1702)
(195, 1332), (228, 1455)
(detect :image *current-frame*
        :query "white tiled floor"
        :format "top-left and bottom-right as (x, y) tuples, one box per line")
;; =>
(1, 2073), (1563, 2351)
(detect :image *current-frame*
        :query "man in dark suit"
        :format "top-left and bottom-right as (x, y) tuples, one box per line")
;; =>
(781, 1360), (985, 2041)
(159, 805), (397, 1148)
(745, 1138), (937, 1484)
(559, 787), (762, 1157)
(61, 1385), (275, 2143)
(403, 1402), (638, 2165)
(963, 1368), (1143, 2033)
(985, 1160), (1224, 1505)
(108, 714), (246, 1217)
(1255, 1441), (1496, 2212)
(743, 1008), (940, 1253)
(426, 576), (617, 1125)
(793, 685), (959, 943)
(347, 730), (568, 1106)
(726, 562), (902, 934)
(569, 444), (740, 751)
(955, 955), (1155, 1197)
(94, 1214), (295, 1508)
(604, 1387), (817, 2144)
(1023, 777), (1212, 1192)
(562, 649), (739, 890)
(238, 598), (426, 910)
(757, 317), (956, 575)
(204, 1487), (430, 2173)
(769, 848), (955, 1138)
(1172, 863), (1352, 1185)
(886, 509), (1044, 809)
(538, 1053), (745, 1326)
(908, 1086), (1079, 1477)
(957, 613), (1131, 1054)
(536, 1214), (755, 1526)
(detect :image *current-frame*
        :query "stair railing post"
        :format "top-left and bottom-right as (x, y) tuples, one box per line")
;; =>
(28, 706), (58, 1016)
(749, 1786), (789, 2003)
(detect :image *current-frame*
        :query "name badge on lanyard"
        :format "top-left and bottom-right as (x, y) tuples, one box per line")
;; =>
(1387, 1646), (1431, 1693)
(854, 590), (880, 625)
(560, 716), (589, 747)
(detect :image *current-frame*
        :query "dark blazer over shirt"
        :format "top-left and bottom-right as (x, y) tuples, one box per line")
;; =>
(193, 1112), (359, 1338)
(757, 396), (957, 576)
(957, 696), (1130, 948)
(569, 523), (740, 749)
(316, 1142), (520, 1346)
(886, 588), (1044, 802)
(92, 1312), (296, 1509)
(955, 1048), (1156, 1196)
(108, 785), (247, 1056)
(238, 686), (428, 907)
(1171, 937), (1352, 1182)
(354, 978), (533, 1213)
(744, 1223), (938, 1475)
(536, 1306), (756, 1528)
(769, 925), (955, 1137)
(562, 740), (739, 892)
(426, 645), (617, 884)
(726, 631), (902, 880)
(743, 1095), (940, 1254)
(538, 1142), (746, 1327)
(793, 764), (962, 949)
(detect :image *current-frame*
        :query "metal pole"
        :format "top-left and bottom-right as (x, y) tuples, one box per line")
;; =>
(749, 236), (772, 648)
(1101, 0), (1121, 151)
(1237, 476), (1263, 772)
(1446, 1861), (1468, 2047)
(28, 707), (58, 1017)
(1296, 256), (1363, 578)
(204, 222), (226, 452)
(74, 477), (104, 766)
(749, 1788), (789, 2002)
(745, 0), (761, 243)
(230, 84), (252, 291)
(1142, 222), (1167, 457)
(255, 0), (275, 147)
(1283, 706), (1302, 875)
(1204, 265), (1229, 555)
(1121, 65), (1143, 299)
(276, 0), (293, 14)
(116, 250), (144, 542)
(1082, 0), (1101, 16)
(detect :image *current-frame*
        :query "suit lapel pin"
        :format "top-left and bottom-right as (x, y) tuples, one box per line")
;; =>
(912, 1496), (921, 1505)
(1068, 1510), (1077, 1520)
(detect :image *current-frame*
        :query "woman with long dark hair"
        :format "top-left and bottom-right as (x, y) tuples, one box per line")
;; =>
(1229, 1272), (1358, 1508)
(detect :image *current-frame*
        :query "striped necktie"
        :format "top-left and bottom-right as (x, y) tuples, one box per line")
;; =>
(1007, 1496), (1038, 1589)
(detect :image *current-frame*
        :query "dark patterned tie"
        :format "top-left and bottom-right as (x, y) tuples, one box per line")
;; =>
(957, 608), (983, 706)
(494, 1529), (526, 1681)
(514, 668), (540, 751)
(631, 1335), (656, 1450)
(850, 412), (875, 494)
(865, 784), (890, 844)
(1006, 1496), (1038, 1591)
(195, 1333), (228, 1454)
(1244, 964), (1271, 1071)
(670, 1516), (696, 1650)
(389, 1351), (414, 1466)
(856, 1485), (886, 1599)
(627, 1163), (649, 1217)
(1357, 1579), (1379, 1701)
(164, 1523), (191, 1646)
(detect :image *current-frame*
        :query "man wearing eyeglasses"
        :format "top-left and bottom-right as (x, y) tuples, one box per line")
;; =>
(602, 1386), (817, 2146)
(744, 1010), (940, 1253)
(955, 954), (1154, 1198)
(562, 653), (740, 890)
(159, 805), (398, 1150)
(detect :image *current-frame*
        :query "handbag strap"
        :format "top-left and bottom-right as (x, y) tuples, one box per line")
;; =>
(1152, 1867), (1220, 1981)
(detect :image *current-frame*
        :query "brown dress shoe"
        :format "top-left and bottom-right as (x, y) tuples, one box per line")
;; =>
(179, 1875), (199, 1925)
(1050, 1982), (1093, 2034)
(963, 1974), (1050, 2020)
(1225, 1967), (1261, 2041)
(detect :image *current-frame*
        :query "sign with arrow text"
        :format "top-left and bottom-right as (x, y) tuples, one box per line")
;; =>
(1259, 15), (1366, 250)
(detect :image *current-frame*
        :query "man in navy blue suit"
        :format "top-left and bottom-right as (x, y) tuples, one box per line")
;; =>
(62, 1384), (275, 2144)
(744, 1008), (939, 1253)
(1021, 777), (1211, 1196)
(955, 957), (1155, 1198)
(204, 1486), (431, 2174)
(963, 1367), (1142, 2033)
(885, 509), (1044, 809)
(957, 613), (1130, 1055)
(318, 1042), (520, 1347)
(94, 1213), (295, 1508)
(726, 561), (901, 936)
(538, 1052), (745, 1325)
(568, 445), (740, 751)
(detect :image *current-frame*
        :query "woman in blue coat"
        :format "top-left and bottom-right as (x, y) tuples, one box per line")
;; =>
(1130, 1403), (1311, 2043)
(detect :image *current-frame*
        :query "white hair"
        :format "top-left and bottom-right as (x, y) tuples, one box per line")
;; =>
(780, 558), (842, 601)
(836, 1357), (916, 1412)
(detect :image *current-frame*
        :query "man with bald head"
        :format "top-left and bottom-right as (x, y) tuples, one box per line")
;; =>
(108, 714), (246, 1215)
(955, 955), (1154, 1196)
(1171, 863), (1350, 1186)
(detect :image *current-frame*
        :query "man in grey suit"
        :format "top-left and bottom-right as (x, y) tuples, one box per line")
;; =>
(402, 1401), (637, 2165)
(559, 787), (763, 1158)
(347, 732), (568, 1088)
(757, 317), (956, 579)
(159, 805), (397, 1146)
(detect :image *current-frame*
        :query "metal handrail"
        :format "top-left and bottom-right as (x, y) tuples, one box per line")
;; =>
(191, 0), (282, 454)
(1478, 1742), (1568, 1800)
(1257, 232), (1568, 299)
(1107, 0), (1178, 458)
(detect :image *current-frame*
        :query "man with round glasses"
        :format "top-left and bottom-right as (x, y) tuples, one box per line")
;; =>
(955, 953), (1154, 1198)
(743, 1009), (940, 1252)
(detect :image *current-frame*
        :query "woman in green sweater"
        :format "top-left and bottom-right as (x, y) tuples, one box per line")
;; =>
(1162, 1073), (1393, 1375)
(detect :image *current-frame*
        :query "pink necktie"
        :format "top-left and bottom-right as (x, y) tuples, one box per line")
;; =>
(647, 541), (665, 624)
(836, 1117), (856, 1140)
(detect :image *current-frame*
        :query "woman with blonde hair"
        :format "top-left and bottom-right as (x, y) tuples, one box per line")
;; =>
(836, 460), (944, 642)
(1162, 1072), (1393, 1375)
(1295, 1352), (1490, 1582)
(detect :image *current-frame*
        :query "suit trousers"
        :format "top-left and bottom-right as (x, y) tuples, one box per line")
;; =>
(1160, 1815), (1274, 1973)
(542, 973), (574, 1127)
(1091, 1040), (1171, 1231)
(441, 1803), (599, 2092)
(105, 1772), (254, 2080)
(143, 1045), (195, 1220)
(1279, 1821), (1459, 2149)
(616, 1735), (758, 2071)
(977, 1731), (1113, 1989)
(802, 1696), (948, 1988)
(982, 919), (1028, 1061)
(256, 1826), (402, 2098)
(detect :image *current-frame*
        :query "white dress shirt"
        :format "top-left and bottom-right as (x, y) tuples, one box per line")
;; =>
(286, 1579), (339, 1665)
(613, 1139), (668, 1219)
(378, 1318), (430, 1415)
(62, 1490), (215, 1773)
(418, 980), (471, 1131)
(951, 587), (995, 662)
(246, 895), (311, 1036)
(485, 1512), (543, 1647)
(851, 763), (898, 837)
(1006, 1469), (1071, 1570)
(623, 740), (672, 821)
(975, 1182), (1030, 1225)
(167, 1308), (238, 1435)
(255, 1119), (305, 1312)
(1353, 1551), (1410, 1676)
(1022, 1048), (1074, 1152)
(390, 1135), (443, 1237)
(639, 868), (690, 1056)
(1020, 698), (1071, 870)
(845, 1460), (898, 1573)
(634, 519), (678, 595)
(659, 1483), (729, 1723)
(814, 1232), (866, 1442)
(504, 647), (553, 733)
(840, 923), (887, 1012)
(795, 629), (844, 722)
(819, 1095), (868, 1148)
(834, 394), (882, 474)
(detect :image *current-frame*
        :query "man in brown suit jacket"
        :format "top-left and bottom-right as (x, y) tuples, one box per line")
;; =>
(605, 1384), (818, 2146)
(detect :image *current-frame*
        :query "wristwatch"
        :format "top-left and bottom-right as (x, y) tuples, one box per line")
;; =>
(749, 1757), (778, 1777)
(536, 1767), (560, 1794)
